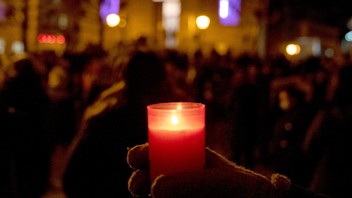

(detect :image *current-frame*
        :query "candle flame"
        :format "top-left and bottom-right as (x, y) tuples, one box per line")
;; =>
(171, 115), (179, 125)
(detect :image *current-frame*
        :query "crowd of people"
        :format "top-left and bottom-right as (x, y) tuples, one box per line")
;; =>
(1, 38), (351, 197)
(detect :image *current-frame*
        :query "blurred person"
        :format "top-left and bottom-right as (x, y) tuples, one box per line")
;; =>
(61, 49), (172, 198)
(0, 57), (51, 197)
(295, 57), (329, 114)
(80, 56), (109, 107)
(126, 143), (329, 198)
(230, 56), (262, 169)
(267, 87), (315, 188)
(303, 64), (352, 198)
(255, 58), (276, 166)
(63, 44), (108, 117)
(47, 58), (71, 101)
(47, 57), (77, 146)
(269, 55), (292, 78)
(193, 49), (234, 156)
(162, 49), (194, 101)
(42, 57), (79, 198)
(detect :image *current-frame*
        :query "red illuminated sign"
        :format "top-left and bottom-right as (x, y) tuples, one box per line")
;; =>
(37, 34), (66, 44)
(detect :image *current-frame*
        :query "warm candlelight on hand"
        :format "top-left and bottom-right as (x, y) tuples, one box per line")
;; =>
(147, 102), (205, 182)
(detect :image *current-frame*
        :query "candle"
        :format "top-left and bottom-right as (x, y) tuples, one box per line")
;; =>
(147, 102), (205, 182)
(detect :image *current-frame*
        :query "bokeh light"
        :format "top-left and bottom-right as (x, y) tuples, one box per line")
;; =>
(345, 31), (352, 41)
(286, 43), (300, 56)
(196, 15), (210, 30)
(218, 0), (241, 26)
(106, 13), (120, 27)
(100, 0), (120, 23)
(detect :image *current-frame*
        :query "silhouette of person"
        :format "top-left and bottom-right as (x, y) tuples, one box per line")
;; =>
(0, 57), (51, 197)
(63, 49), (170, 197)
(303, 64), (352, 197)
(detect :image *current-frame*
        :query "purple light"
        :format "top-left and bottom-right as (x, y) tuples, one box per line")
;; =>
(218, 0), (241, 26)
(0, 2), (6, 21)
(100, 0), (120, 23)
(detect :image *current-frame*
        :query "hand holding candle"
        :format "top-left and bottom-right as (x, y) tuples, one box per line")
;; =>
(147, 102), (205, 182)
(127, 103), (293, 198)
(127, 143), (293, 198)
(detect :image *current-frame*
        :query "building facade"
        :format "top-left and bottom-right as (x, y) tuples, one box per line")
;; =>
(2, 0), (343, 60)
(0, 0), (270, 57)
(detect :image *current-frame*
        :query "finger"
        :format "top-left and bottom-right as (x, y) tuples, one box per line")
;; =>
(205, 147), (239, 169)
(128, 170), (151, 197)
(206, 147), (273, 184)
(127, 143), (149, 170)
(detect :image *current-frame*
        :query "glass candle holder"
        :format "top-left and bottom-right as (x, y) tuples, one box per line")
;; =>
(147, 102), (205, 182)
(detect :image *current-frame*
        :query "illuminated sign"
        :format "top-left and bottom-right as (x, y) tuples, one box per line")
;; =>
(37, 34), (66, 44)
(218, 0), (241, 26)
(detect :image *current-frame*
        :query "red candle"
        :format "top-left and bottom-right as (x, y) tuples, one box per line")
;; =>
(147, 102), (205, 182)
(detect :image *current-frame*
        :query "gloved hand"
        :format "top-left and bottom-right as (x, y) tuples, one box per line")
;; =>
(127, 143), (292, 198)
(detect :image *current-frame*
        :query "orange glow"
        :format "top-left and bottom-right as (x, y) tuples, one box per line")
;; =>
(278, 90), (290, 110)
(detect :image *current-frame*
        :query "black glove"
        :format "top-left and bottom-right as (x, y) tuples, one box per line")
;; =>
(127, 143), (292, 198)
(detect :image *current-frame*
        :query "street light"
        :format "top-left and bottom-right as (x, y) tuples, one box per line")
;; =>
(194, 15), (210, 50)
(106, 13), (120, 27)
(286, 43), (300, 56)
(196, 15), (210, 30)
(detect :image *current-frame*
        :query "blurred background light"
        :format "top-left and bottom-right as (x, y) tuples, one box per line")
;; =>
(286, 43), (300, 55)
(219, 0), (229, 18)
(162, 0), (181, 32)
(100, 0), (120, 23)
(11, 41), (24, 54)
(324, 48), (334, 58)
(196, 15), (210, 30)
(56, 35), (66, 44)
(37, 34), (66, 44)
(345, 31), (352, 41)
(218, 0), (241, 26)
(58, 14), (68, 30)
(296, 37), (321, 57)
(106, 13), (120, 27)
(162, 0), (181, 48)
